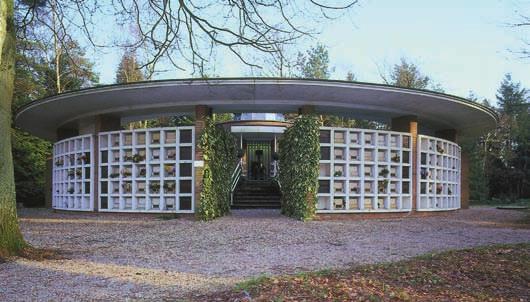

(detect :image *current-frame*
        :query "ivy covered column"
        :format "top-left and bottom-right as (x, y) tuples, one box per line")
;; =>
(278, 115), (320, 220)
(391, 115), (418, 211)
(194, 105), (212, 214)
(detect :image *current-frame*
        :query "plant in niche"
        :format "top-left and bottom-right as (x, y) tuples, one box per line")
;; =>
(55, 158), (64, 166)
(121, 168), (132, 177)
(163, 182), (176, 193)
(149, 182), (161, 193)
(379, 168), (389, 177)
(132, 153), (145, 163)
(110, 172), (120, 178)
(436, 184), (443, 194)
(164, 165), (175, 176)
(166, 151), (176, 160)
(67, 187), (75, 194)
(75, 168), (82, 178)
(123, 154), (134, 162)
(436, 144), (445, 154)
(334, 170), (343, 177)
(391, 153), (400, 163)
(138, 168), (146, 177)
(67, 169), (75, 178)
(77, 153), (87, 164)
(122, 182), (132, 193)
(378, 180), (389, 193)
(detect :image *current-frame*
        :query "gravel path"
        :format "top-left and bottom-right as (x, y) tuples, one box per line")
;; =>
(1, 207), (529, 301)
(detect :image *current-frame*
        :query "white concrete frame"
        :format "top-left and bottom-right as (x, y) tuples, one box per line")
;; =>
(317, 127), (413, 213)
(52, 134), (95, 211)
(97, 127), (195, 213)
(417, 135), (461, 211)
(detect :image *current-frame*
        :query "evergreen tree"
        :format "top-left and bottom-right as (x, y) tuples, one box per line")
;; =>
(296, 43), (330, 79)
(383, 58), (430, 89)
(496, 74), (527, 116)
(116, 51), (145, 84)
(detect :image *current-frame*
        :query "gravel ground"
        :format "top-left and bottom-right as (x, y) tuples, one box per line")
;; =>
(1, 207), (529, 301)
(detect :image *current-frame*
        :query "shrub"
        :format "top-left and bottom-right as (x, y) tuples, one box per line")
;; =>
(278, 115), (320, 220)
(197, 119), (237, 221)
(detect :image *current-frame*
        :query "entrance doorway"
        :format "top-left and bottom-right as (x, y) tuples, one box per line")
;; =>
(246, 141), (272, 180)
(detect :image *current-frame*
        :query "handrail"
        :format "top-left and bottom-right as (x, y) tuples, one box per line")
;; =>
(230, 160), (243, 205)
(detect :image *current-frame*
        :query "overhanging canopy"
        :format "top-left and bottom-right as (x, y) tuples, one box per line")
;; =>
(15, 78), (497, 140)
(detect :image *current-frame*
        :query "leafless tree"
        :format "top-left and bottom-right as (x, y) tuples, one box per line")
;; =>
(512, 14), (529, 58)
(16, 0), (358, 76)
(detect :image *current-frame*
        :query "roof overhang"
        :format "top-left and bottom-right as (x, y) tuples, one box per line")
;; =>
(15, 78), (498, 141)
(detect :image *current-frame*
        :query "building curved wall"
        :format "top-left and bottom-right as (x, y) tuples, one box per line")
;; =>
(417, 135), (461, 211)
(52, 127), (195, 213)
(317, 127), (413, 213)
(52, 135), (95, 211)
(51, 126), (461, 214)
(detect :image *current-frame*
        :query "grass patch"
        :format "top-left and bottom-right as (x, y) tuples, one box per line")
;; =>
(192, 243), (530, 301)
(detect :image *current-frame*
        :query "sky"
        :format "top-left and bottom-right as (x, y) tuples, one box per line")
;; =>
(93, 0), (529, 103)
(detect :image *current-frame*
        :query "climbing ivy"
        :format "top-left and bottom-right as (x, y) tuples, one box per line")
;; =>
(197, 118), (237, 221)
(278, 115), (321, 220)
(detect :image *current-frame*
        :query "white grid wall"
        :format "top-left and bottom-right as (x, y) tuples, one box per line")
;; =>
(318, 127), (413, 213)
(52, 135), (95, 211)
(98, 127), (195, 213)
(417, 135), (461, 211)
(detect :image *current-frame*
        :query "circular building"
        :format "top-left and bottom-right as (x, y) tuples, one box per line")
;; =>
(15, 78), (497, 216)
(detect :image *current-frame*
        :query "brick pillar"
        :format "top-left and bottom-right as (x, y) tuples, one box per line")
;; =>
(194, 105), (212, 214)
(298, 105), (315, 115)
(391, 116), (418, 211)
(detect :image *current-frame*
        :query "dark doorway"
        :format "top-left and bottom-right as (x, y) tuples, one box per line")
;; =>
(246, 141), (271, 180)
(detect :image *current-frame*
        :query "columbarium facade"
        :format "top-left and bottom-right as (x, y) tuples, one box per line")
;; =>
(16, 78), (496, 216)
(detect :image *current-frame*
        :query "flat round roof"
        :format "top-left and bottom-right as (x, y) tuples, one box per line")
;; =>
(15, 78), (497, 140)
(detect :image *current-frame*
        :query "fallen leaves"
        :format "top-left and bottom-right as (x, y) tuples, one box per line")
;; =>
(194, 243), (530, 301)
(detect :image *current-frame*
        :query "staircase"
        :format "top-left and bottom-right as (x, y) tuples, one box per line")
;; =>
(232, 179), (281, 209)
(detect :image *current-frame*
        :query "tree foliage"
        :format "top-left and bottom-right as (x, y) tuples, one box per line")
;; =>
(278, 115), (320, 220)
(382, 58), (430, 89)
(116, 51), (145, 84)
(296, 43), (330, 79)
(468, 74), (529, 202)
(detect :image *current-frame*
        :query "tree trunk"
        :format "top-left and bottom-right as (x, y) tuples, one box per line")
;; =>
(0, 0), (25, 257)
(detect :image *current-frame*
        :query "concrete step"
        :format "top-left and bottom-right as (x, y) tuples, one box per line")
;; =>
(232, 203), (281, 209)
